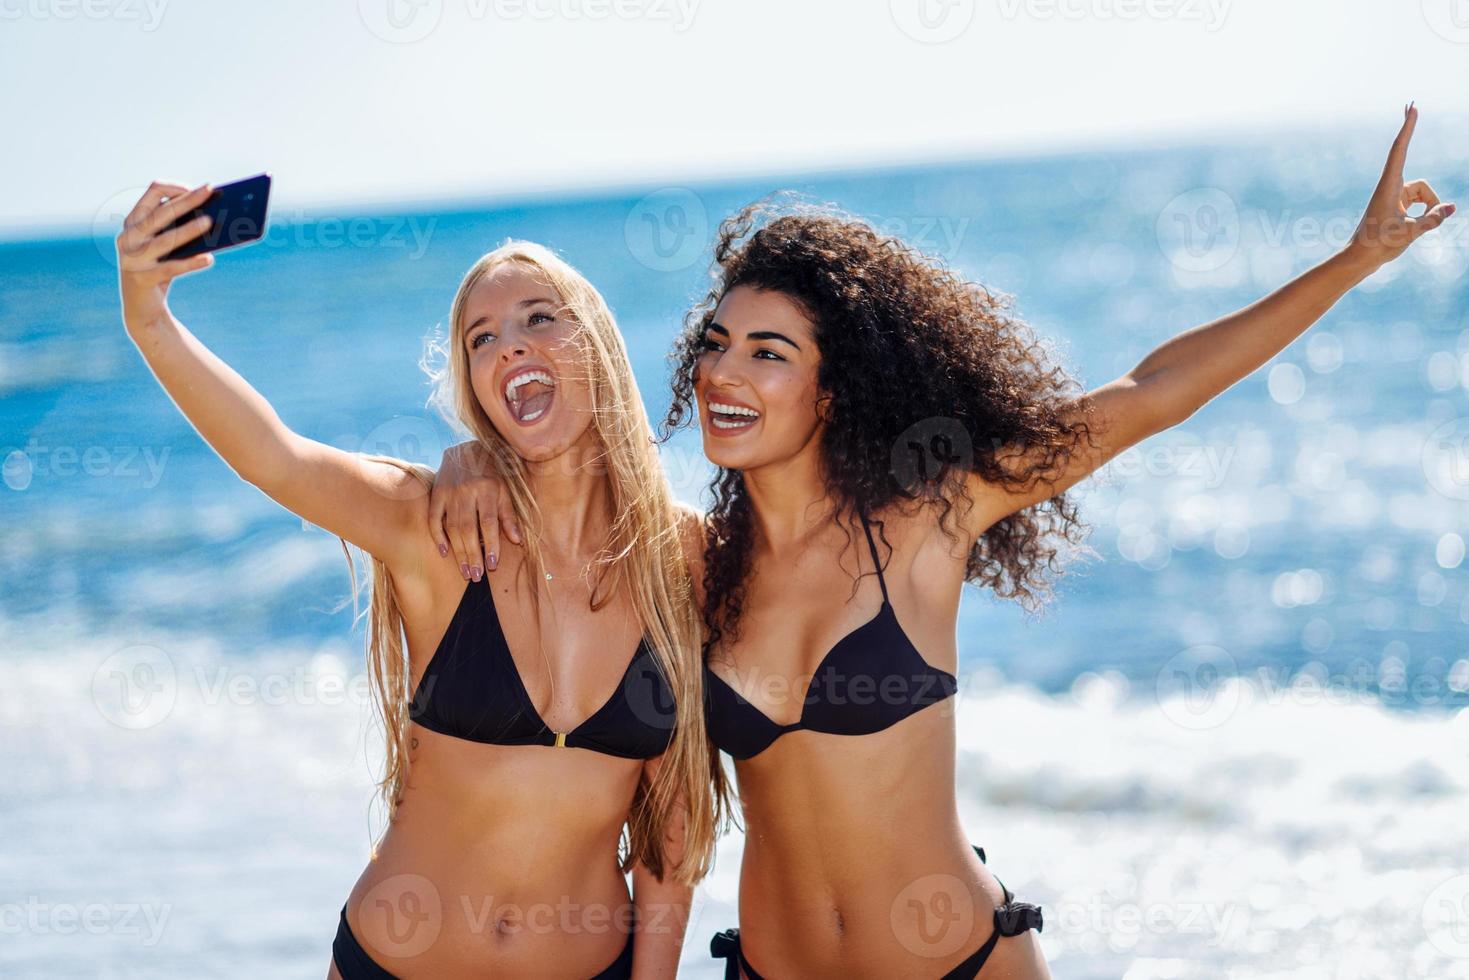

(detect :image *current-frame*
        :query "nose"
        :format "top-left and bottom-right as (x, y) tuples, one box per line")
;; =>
(702, 348), (741, 389)
(497, 331), (529, 363)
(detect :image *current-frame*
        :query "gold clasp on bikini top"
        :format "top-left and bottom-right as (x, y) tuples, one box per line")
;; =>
(553, 730), (567, 748)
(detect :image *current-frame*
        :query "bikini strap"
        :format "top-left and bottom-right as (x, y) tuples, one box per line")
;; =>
(858, 513), (890, 604)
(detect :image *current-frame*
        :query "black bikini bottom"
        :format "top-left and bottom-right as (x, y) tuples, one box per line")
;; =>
(332, 903), (636, 980)
(709, 845), (1043, 980)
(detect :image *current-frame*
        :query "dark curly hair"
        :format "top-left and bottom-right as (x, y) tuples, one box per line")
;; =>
(663, 197), (1099, 653)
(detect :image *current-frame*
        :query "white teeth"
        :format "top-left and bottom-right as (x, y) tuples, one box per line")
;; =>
(504, 369), (555, 403)
(709, 402), (760, 417)
(521, 408), (546, 422)
(711, 415), (755, 429)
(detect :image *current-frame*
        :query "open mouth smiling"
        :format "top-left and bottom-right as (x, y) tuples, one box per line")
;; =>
(503, 366), (557, 425)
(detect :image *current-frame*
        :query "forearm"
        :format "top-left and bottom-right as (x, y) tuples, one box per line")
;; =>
(1134, 246), (1378, 424)
(629, 876), (691, 980)
(126, 312), (297, 488)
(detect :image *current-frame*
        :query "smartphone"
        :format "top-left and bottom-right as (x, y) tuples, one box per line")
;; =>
(160, 173), (272, 261)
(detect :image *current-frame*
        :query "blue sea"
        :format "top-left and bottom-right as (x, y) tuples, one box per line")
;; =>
(4, 128), (1468, 977)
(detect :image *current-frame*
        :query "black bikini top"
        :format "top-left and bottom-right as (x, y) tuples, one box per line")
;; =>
(410, 573), (676, 759)
(703, 514), (959, 760)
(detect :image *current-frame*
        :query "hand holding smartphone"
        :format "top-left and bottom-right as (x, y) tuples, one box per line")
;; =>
(158, 172), (272, 260)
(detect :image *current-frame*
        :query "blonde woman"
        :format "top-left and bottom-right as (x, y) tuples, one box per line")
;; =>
(115, 192), (726, 978)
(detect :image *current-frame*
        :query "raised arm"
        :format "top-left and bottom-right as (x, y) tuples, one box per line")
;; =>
(963, 104), (1454, 536)
(117, 181), (427, 570)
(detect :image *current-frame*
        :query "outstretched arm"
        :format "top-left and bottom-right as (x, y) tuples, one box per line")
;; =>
(963, 104), (1454, 536)
(118, 181), (427, 570)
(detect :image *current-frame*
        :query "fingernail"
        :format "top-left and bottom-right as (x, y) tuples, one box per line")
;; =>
(470, 565), (482, 581)
(488, 552), (498, 570)
(460, 563), (469, 578)
(439, 543), (448, 557)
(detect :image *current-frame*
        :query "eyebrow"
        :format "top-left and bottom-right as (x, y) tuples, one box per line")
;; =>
(465, 296), (558, 334)
(706, 321), (802, 351)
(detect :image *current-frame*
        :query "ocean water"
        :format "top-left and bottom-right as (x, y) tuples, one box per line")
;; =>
(3, 127), (1468, 977)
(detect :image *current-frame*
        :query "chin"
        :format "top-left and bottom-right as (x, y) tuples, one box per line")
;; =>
(699, 430), (759, 471)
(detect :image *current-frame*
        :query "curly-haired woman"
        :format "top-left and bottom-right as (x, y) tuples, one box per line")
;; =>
(431, 106), (1451, 978)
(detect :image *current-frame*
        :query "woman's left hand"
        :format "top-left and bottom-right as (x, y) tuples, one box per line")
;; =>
(1345, 103), (1456, 272)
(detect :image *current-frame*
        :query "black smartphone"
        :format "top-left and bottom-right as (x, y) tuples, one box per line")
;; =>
(160, 173), (272, 261)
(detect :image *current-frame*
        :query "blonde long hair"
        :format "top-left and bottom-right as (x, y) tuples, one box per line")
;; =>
(344, 242), (726, 885)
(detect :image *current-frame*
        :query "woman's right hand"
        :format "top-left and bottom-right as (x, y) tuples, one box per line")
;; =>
(429, 440), (522, 581)
(116, 181), (217, 332)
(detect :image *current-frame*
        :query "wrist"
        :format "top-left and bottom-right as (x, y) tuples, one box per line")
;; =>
(1331, 244), (1382, 283)
(124, 307), (173, 337)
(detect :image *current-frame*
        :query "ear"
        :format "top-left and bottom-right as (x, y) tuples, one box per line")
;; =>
(814, 392), (835, 423)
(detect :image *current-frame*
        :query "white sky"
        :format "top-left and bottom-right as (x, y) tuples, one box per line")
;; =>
(4, 0), (1468, 235)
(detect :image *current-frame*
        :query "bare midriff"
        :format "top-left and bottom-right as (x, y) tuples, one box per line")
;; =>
(342, 725), (642, 978)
